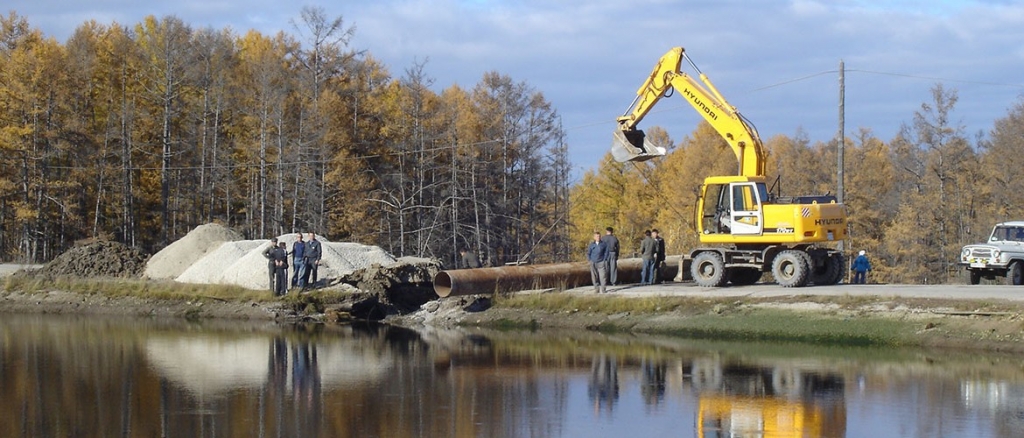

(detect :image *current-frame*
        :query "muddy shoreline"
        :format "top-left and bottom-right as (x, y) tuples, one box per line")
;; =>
(4, 283), (1024, 355)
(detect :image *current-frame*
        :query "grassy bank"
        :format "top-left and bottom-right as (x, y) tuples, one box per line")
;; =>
(1, 275), (352, 318)
(4, 275), (267, 301)
(5, 275), (1024, 353)
(479, 293), (1024, 352)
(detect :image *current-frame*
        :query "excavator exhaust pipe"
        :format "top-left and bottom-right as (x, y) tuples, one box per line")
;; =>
(611, 128), (667, 163)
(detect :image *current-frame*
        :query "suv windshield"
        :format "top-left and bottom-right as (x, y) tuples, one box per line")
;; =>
(991, 226), (1024, 242)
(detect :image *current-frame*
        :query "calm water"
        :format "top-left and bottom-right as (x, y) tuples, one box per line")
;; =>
(1, 314), (1022, 438)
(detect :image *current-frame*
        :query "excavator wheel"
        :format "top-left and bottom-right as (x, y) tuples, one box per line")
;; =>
(773, 250), (810, 287)
(729, 268), (762, 286)
(828, 252), (847, 284)
(691, 251), (728, 287)
(810, 252), (844, 285)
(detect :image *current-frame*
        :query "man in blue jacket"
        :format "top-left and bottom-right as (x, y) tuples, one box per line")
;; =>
(587, 231), (609, 294)
(852, 250), (872, 284)
(290, 233), (306, 289)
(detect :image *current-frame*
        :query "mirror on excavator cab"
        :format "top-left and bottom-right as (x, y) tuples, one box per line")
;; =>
(611, 128), (667, 163)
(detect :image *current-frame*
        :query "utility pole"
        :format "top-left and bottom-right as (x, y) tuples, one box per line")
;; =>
(837, 60), (846, 253)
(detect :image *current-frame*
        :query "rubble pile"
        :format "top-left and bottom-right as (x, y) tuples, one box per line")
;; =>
(33, 241), (148, 279)
(338, 257), (442, 314)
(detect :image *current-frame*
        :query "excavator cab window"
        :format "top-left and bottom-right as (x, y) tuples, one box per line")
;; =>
(701, 184), (730, 234)
(729, 182), (764, 235)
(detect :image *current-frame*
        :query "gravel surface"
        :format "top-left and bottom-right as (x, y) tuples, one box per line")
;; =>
(144, 223), (242, 280)
(570, 281), (1024, 302)
(140, 224), (399, 290)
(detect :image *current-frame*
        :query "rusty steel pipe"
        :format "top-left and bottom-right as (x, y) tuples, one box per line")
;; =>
(433, 257), (680, 297)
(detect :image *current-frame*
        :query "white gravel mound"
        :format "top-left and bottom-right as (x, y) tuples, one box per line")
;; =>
(212, 240), (284, 290)
(163, 229), (398, 290)
(175, 240), (264, 285)
(144, 223), (243, 279)
(318, 242), (397, 275)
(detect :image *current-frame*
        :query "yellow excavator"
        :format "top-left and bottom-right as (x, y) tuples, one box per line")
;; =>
(612, 47), (847, 287)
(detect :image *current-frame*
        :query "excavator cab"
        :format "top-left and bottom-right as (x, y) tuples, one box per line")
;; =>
(701, 180), (766, 236)
(611, 128), (667, 162)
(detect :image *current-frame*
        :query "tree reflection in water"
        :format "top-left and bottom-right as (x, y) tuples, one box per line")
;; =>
(1, 315), (1023, 438)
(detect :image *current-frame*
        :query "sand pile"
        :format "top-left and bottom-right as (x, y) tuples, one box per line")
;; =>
(144, 223), (242, 280)
(145, 225), (400, 291)
(175, 240), (264, 286)
(187, 236), (398, 290)
(33, 241), (148, 278)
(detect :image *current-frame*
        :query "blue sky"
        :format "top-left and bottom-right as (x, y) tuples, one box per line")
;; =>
(7, 0), (1024, 179)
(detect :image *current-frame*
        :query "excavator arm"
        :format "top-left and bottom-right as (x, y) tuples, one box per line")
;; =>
(612, 47), (766, 177)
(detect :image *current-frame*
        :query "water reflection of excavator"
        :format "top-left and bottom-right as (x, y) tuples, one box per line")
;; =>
(690, 360), (846, 437)
(612, 47), (848, 287)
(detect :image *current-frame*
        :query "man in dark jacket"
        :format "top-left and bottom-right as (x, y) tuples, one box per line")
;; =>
(290, 233), (306, 289)
(302, 232), (322, 290)
(602, 227), (620, 285)
(652, 229), (666, 284)
(272, 242), (289, 296)
(640, 230), (656, 285)
(587, 231), (609, 294)
(262, 237), (279, 292)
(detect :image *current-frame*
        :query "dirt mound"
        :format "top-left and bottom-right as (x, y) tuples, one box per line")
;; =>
(337, 257), (442, 314)
(33, 241), (148, 278)
(144, 223), (243, 280)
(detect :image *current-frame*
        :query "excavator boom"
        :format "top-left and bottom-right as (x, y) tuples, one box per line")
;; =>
(612, 47), (766, 177)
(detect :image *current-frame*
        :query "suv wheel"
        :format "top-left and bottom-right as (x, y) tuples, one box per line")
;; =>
(970, 270), (981, 285)
(1009, 262), (1023, 286)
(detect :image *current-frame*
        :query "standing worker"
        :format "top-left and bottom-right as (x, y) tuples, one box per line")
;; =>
(303, 232), (322, 290)
(272, 242), (289, 296)
(639, 230), (656, 285)
(852, 250), (872, 284)
(262, 237), (279, 293)
(602, 227), (620, 286)
(587, 231), (609, 294)
(652, 229), (666, 284)
(290, 233), (306, 289)
(460, 248), (482, 269)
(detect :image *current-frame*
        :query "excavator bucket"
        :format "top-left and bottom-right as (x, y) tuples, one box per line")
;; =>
(611, 128), (667, 163)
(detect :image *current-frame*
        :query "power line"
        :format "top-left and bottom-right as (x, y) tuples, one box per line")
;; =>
(31, 138), (510, 172)
(21, 66), (1024, 173)
(560, 66), (1024, 136)
(750, 68), (1024, 93)
(846, 68), (1024, 89)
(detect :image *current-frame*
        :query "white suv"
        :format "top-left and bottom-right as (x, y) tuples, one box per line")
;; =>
(960, 221), (1024, 285)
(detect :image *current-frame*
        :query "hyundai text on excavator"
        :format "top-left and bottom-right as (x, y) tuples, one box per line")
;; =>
(612, 47), (847, 287)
